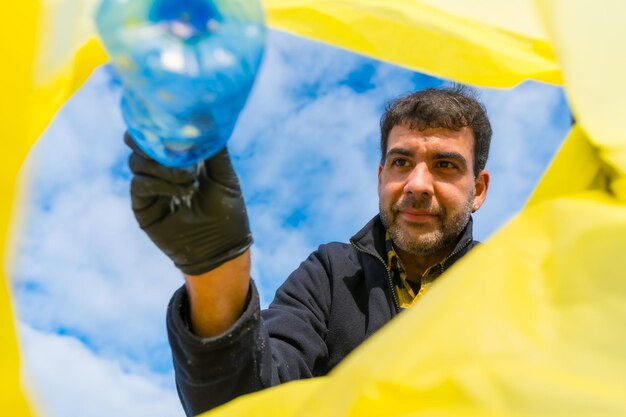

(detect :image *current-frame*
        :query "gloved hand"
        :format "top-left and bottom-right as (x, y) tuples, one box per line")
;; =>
(126, 132), (252, 275)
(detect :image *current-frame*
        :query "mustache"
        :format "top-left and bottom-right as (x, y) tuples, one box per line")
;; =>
(392, 195), (440, 215)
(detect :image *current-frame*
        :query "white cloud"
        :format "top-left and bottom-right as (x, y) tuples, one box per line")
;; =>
(15, 67), (181, 371)
(19, 323), (181, 417)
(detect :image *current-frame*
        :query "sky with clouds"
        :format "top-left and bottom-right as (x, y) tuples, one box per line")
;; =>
(12, 29), (571, 417)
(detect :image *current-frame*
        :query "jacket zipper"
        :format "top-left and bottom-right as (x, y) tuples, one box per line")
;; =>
(437, 238), (472, 272)
(350, 241), (401, 314)
(351, 237), (472, 314)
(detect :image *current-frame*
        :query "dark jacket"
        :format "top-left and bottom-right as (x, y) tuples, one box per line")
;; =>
(166, 215), (477, 416)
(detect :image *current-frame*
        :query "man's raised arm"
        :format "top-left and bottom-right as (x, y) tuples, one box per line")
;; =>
(126, 132), (253, 337)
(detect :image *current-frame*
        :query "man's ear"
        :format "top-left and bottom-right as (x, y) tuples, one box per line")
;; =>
(472, 169), (490, 212)
(377, 163), (383, 195)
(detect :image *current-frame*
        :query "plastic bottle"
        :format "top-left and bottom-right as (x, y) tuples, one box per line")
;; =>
(96, 0), (266, 168)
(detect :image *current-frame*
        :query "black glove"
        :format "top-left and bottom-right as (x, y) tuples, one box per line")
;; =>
(126, 133), (252, 275)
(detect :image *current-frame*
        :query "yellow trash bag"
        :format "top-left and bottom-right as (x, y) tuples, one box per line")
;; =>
(0, 1), (106, 415)
(3, 0), (626, 416)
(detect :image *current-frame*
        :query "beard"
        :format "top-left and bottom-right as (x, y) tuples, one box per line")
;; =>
(379, 193), (473, 257)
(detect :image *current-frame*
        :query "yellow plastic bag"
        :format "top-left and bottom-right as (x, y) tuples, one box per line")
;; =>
(0, 1), (106, 415)
(4, 1), (626, 416)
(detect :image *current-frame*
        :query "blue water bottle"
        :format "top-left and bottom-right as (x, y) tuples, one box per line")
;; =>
(95, 0), (266, 168)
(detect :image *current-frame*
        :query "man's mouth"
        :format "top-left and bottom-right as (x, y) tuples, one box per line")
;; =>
(393, 201), (439, 221)
(397, 209), (437, 223)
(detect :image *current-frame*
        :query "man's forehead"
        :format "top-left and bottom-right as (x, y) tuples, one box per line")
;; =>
(387, 124), (474, 146)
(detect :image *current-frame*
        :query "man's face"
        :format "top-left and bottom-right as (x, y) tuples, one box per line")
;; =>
(378, 124), (489, 258)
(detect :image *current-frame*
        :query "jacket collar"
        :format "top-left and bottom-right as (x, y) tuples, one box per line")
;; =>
(349, 215), (388, 259)
(350, 214), (476, 270)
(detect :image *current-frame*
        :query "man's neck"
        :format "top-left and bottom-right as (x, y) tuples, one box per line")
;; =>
(395, 243), (455, 279)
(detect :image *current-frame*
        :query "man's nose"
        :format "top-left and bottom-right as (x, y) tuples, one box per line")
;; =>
(403, 164), (434, 196)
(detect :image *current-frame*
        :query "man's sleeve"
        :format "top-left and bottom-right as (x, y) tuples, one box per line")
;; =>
(166, 248), (333, 416)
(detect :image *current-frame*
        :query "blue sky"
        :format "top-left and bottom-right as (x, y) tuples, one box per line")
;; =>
(13, 29), (571, 417)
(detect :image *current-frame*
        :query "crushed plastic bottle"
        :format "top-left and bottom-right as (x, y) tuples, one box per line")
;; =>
(96, 0), (266, 168)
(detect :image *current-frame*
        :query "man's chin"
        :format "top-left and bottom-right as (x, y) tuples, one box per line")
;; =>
(390, 228), (444, 255)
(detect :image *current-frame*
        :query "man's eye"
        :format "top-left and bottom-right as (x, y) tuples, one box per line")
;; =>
(436, 161), (456, 169)
(391, 158), (408, 167)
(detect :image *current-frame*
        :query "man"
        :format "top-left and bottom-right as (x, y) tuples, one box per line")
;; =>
(128, 86), (491, 416)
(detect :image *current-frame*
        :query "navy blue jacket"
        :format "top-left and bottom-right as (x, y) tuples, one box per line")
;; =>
(166, 215), (477, 416)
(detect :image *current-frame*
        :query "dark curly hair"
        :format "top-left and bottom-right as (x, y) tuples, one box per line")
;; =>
(380, 85), (492, 177)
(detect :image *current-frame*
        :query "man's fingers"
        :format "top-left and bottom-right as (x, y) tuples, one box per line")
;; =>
(130, 174), (197, 228)
(204, 147), (240, 189)
(129, 152), (196, 186)
(131, 174), (195, 200)
(124, 131), (151, 159)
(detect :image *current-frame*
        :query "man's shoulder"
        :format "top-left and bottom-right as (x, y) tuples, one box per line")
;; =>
(316, 215), (385, 264)
(310, 241), (360, 268)
(282, 215), (384, 287)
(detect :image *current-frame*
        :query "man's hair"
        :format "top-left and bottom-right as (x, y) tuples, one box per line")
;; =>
(380, 85), (492, 177)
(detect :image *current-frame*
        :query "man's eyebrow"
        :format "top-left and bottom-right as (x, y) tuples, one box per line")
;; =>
(385, 148), (413, 159)
(433, 152), (468, 168)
